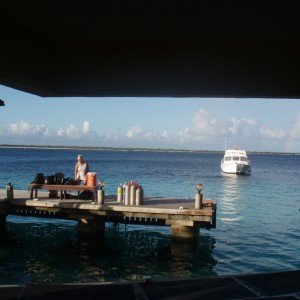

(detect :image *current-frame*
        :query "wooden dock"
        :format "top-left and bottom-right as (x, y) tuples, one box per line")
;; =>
(0, 189), (216, 242)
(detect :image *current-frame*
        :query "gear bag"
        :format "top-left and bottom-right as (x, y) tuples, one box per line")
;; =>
(54, 172), (64, 184)
(31, 173), (44, 184)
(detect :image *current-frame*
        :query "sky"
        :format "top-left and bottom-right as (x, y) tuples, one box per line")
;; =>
(1, 84), (300, 152)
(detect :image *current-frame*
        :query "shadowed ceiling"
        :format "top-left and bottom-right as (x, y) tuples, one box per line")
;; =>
(1, 2), (300, 98)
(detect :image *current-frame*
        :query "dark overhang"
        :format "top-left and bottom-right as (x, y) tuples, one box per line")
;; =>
(1, 2), (300, 98)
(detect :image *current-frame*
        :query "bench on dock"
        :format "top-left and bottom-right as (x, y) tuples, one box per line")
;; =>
(28, 183), (99, 200)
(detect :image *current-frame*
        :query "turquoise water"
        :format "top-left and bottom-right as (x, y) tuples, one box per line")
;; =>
(0, 148), (300, 284)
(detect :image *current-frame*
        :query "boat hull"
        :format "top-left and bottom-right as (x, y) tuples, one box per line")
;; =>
(221, 163), (252, 175)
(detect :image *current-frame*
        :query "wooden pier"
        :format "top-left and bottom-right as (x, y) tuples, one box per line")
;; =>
(0, 189), (216, 242)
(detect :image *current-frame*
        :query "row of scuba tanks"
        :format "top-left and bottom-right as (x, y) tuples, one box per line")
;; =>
(117, 181), (144, 205)
(97, 181), (144, 206)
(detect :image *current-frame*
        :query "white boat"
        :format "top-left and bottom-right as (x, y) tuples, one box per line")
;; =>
(220, 146), (252, 175)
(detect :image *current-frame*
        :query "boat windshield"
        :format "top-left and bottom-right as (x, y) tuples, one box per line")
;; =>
(233, 156), (239, 161)
(241, 157), (248, 161)
(225, 157), (231, 161)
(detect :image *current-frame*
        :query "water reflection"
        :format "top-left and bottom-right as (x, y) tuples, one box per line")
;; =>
(85, 226), (216, 279)
(1, 220), (218, 284)
(218, 173), (251, 224)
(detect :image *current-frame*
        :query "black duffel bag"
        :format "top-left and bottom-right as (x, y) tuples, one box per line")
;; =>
(54, 172), (64, 184)
(44, 175), (55, 184)
(64, 177), (77, 185)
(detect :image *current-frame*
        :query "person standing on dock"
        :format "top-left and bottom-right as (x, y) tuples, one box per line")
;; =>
(75, 154), (89, 185)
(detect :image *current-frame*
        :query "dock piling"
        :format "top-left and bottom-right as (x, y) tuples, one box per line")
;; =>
(171, 223), (200, 243)
(77, 217), (105, 238)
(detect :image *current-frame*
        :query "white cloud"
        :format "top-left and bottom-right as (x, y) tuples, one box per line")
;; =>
(179, 109), (257, 142)
(43, 127), (51, 136)
(259, 125), (288, 140)
(58, 124), (79, 138)
(103, 132), (120, 142)
(126, 125), (169, 143)
(161, 130), (169, 141)
(0, 120), (98, 144)
(144, 130), (169, 142)
(1, 120), (171, 147)
(126, 126), (142, 138)
(82, 121), (90, 134)
(288, 116), (300, 140)
(6, 120), (49, 136)
(259, 115), (300, 142)
(228, 118), (257, 136)
(192, 109), (226, 135)
(1, 112), (298, 151)
(56, 121), (96, 139)
(178, 128), (204, 143)
(178, 108), (300, 152)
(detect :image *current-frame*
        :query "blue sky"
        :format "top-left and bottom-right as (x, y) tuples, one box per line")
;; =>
(1, 84), (300, 152)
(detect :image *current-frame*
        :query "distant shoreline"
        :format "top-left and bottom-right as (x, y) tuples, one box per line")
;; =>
(0, 144), (299, 155)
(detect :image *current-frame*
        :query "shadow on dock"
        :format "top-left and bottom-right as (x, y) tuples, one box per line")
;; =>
(1, 269), (300, 299)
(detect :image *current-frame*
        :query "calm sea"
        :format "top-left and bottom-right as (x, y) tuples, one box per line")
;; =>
(0, 147), (300, 284)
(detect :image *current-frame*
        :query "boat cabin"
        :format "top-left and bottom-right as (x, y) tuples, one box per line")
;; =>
(223, 150), (249, 162)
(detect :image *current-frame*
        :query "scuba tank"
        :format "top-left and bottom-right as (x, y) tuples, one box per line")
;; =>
(117, 184), (123, 202)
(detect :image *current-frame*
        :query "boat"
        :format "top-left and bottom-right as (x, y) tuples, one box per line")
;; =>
(220, 146), (252, 175)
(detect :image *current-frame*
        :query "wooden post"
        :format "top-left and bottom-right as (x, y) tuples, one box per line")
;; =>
(195, 193), (203, 209)
(6, 184), (14, 200)
(77, 217), (105, 239)
(97, 190), (105, 204)
(171, 223), (200, 243)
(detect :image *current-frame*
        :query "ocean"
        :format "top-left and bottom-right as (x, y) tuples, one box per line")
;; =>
(0, 147), (300, 284)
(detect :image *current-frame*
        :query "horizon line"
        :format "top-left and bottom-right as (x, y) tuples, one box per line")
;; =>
(0, 144), (299, 155)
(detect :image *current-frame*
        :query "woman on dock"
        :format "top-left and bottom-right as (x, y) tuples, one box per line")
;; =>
(74, 154), (89, 185)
